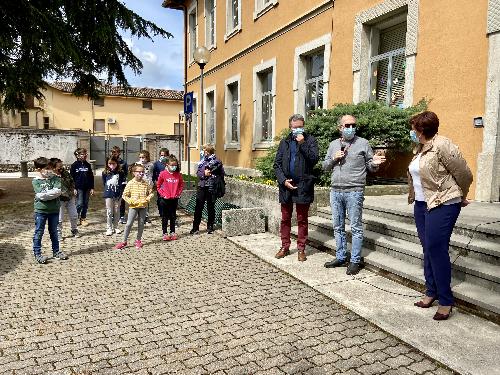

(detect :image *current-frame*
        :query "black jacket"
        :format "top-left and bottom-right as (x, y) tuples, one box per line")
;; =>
(274, 132), (319, 204)
(70, 160), (94, 190)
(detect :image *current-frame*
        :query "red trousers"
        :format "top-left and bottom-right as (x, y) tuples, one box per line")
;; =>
(280, 203), (310, 251)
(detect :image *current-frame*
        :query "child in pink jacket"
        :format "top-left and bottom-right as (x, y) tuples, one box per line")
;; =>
(157, 155), (184, 240)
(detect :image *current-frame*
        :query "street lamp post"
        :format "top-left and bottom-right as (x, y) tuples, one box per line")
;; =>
(193, 46), (211, 148)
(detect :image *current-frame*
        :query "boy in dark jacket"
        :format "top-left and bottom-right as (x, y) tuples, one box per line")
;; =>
(274, 114), (319, 262)
(32, 157), (68, 264)
(152, 148), (169, 217)
(111, 146), (129, 224)
(70, 147), (94, 226)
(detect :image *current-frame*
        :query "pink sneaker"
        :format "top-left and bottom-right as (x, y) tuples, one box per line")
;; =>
(114, 241), (127, 249)
(134, 240), (143, 249)
(163, 234), (171, 241)
(170, 233), (178, 240)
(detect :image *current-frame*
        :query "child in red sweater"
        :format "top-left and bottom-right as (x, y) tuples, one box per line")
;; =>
(157, 155), (184, 240)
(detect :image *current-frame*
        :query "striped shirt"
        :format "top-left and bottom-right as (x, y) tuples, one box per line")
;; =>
(122, 178), (153, 208)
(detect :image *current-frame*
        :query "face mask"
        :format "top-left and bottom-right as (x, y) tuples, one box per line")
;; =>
(159, 156), (167, 163)
(410, 130), (420, 143)
(169, 165), (177, 172)
(342, 127), (356, 140)
(291, 128), (304, 137)
(42, 170), (54, 178)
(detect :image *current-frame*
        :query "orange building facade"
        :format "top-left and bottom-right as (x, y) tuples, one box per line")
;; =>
(164, 0), (500, 202)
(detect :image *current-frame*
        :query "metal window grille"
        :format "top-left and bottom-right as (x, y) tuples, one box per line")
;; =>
(369, 22), (406, 106)
(229, 82), (239, 142)
(206, 92), (215, 144)
(260, 71), (273, 141)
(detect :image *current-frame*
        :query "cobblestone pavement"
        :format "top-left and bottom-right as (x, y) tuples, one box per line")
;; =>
(0, 201), (455, 374)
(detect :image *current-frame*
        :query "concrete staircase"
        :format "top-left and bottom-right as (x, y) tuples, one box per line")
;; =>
(292, 195), (500, 318)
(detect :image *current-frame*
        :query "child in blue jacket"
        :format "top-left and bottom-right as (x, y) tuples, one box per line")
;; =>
(102, 156), (126, 235)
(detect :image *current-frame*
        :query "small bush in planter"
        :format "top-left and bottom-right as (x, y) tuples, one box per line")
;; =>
(255, 99), (428, 186)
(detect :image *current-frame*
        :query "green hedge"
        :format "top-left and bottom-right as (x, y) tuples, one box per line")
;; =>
(255, 99), (428, 186)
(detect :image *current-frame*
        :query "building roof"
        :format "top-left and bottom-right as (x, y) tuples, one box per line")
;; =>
(162, 0), (185, 10)
(48, 81), (184, 101)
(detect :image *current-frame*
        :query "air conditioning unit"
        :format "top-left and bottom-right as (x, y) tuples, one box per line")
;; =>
(107, 117), (116, 124)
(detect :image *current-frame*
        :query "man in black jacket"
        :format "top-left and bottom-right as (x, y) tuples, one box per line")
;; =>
(274, 114), (319, 261)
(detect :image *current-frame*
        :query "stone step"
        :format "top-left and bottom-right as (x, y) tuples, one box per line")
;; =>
(304, 217), (500, 289)
(295, 227), (500, 315)
(316, 207), (500, 263)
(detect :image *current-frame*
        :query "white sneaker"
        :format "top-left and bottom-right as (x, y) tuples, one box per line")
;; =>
(114, 228), (122, 234)
(105, 229), (114, 236)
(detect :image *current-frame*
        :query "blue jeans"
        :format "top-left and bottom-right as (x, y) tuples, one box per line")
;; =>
(76, 189), (91, 219)
(33, 212), (60, 257)
(414, 201), (461, 306)
(330, 190), (365, 264)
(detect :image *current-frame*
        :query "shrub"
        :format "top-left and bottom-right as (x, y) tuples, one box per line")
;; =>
(255, 99), (428, 186)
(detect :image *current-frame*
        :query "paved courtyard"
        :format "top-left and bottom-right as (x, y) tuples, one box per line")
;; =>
(0, 194), (454, 374)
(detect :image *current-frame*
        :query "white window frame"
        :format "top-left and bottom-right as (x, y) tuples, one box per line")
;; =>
(204, 0), (217, 50)
(189, 92), (199, 149)
(352, 0), (419, 108)
(293, 34), (331, 116)
(253, 0), (278, 21)
(187, 1), (198, 65)
(252, 58), (276, 150)
(203, 85), (217, 146)
(224, 74), (241, 150)
(225, 0), (242, 41)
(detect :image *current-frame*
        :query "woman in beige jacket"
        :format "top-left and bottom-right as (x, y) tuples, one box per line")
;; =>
(407, 111), (473, 320)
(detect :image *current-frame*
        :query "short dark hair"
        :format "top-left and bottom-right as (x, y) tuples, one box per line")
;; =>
(34, 157), (49, 169)
(111, 146), (121, 153)
(410, 111), (439, 139)
(159, 148), (169, 156)
(48, 157), (62, 169)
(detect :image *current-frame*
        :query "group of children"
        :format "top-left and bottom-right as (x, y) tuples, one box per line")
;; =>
(31, 146), (184, 264)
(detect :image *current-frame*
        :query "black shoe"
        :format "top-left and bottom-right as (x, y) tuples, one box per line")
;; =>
(324, 259), (348, 268)
(207, 227), (214, 234)
(189, 228), (200, 235)
(346, 262), (363, 275)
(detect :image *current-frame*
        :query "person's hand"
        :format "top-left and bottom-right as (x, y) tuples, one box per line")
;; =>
(461, 198), (470, 207)
(372, 154), (386, 165)
(334, 150), (345, 160)
(284, 179), (297, 190)
(204, 169), (211, 177)
(73, 189), (78, 196)
(295, 134), (305, 144)
(90, 189), (94, 196)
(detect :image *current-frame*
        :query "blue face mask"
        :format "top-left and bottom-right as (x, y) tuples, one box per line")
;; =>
(291, 127), (304, 137)
(169, 165), (177, 172)
(159, 156), (167, 163)
(342, 127), (356, 140)
(410, 130), (420, 143)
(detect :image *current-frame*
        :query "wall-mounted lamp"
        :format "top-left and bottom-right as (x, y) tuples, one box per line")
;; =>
(473, 117), (484, 128)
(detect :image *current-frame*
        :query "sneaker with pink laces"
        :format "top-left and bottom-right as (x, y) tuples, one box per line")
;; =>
(114, 241), (127, 249)
(170, 233), (178, 240)
(163, 233), (171, 241)
(134, 240), (143, 249)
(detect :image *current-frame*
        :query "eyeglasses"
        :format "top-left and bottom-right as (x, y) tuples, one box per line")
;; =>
(343, 123), (357, 128)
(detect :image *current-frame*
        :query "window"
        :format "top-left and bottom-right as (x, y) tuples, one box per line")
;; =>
(24, 95), (35, 109)
(253, 58), (276, 149)
(369, 22), (407, 107)
(260, 71), (273, 142)
(94, 119), (105, 132)
(254, 0), (278, 20)
(189, 97), (198, 146)
(293, 34), (331, 117)
(225, 0), (241, 40)
(43, 116), (49, 129)
(205, 89), (216, 145)
(224, 75), (241, 149)
(94, 97), (104, 106)
(188, 3), (198, 62)
(304, 52), (324, 116)
(21, 112), (29, 127)
(205, 0), (216, 48)
(142, 100), (153, 110)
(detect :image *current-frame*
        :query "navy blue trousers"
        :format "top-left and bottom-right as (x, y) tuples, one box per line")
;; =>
(414, 201), (461, 306)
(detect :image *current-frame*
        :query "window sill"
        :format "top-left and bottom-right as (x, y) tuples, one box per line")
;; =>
(224, 25), (241, 42)
(208, 44), (217, 52)
(188, 143), (199, 150)
(253, 0), (278, 21)
(224, 143), (241, 151)
(252, 141), (274, 150)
